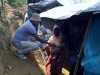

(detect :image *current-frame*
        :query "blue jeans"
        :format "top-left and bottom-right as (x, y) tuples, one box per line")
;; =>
(14, 41), (42, 54)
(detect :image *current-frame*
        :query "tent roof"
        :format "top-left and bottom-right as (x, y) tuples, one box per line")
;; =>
(40, 1), (100, 20)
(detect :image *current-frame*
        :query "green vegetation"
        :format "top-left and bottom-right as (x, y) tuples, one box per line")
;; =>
(8, 0), (26, 7)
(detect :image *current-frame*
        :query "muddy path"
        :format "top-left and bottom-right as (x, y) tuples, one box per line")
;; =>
(0, 48), (44, 75)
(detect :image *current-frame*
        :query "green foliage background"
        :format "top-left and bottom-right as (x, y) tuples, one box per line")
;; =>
(8, 0), (27, 7)
(0, 0), (27, 50)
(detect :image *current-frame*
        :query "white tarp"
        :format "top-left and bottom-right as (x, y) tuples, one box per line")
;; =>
(57, 0), (81, 6)
(40, 1), (100, 20)
(57, 0), (74, 6)
(57, 0), (100, 6)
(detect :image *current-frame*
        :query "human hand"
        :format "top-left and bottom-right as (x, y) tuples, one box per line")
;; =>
(42, 44), (49, 51)
(47, 43), (56, 47)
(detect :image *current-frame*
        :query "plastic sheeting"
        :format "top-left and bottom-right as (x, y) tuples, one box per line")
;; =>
(40, 1), (100, 20)
(57, 0), (74, 6)
(57, 0), (81, 6)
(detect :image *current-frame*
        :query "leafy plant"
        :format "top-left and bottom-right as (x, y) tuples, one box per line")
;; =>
(8, 0), (26, 7)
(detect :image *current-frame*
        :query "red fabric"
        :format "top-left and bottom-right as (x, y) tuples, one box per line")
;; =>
(44, 35), (64, 75)
(45, 49), (64, 75)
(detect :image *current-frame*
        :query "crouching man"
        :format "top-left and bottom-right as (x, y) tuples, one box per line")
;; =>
(11, 13), (48, 60)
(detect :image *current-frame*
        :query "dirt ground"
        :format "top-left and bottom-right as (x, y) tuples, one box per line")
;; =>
(0, 48), (44, 75)
(0, 46), (70, 75)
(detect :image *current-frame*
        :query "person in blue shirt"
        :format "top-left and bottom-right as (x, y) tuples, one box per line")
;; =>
(81, 14), (100, 75)
(11, 13), (48, 60)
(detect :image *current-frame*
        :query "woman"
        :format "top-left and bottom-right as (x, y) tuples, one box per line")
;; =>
(43, 25), (65, 75)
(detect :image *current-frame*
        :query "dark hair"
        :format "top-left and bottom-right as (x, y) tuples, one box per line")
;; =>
(53, 25), (60, 36)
